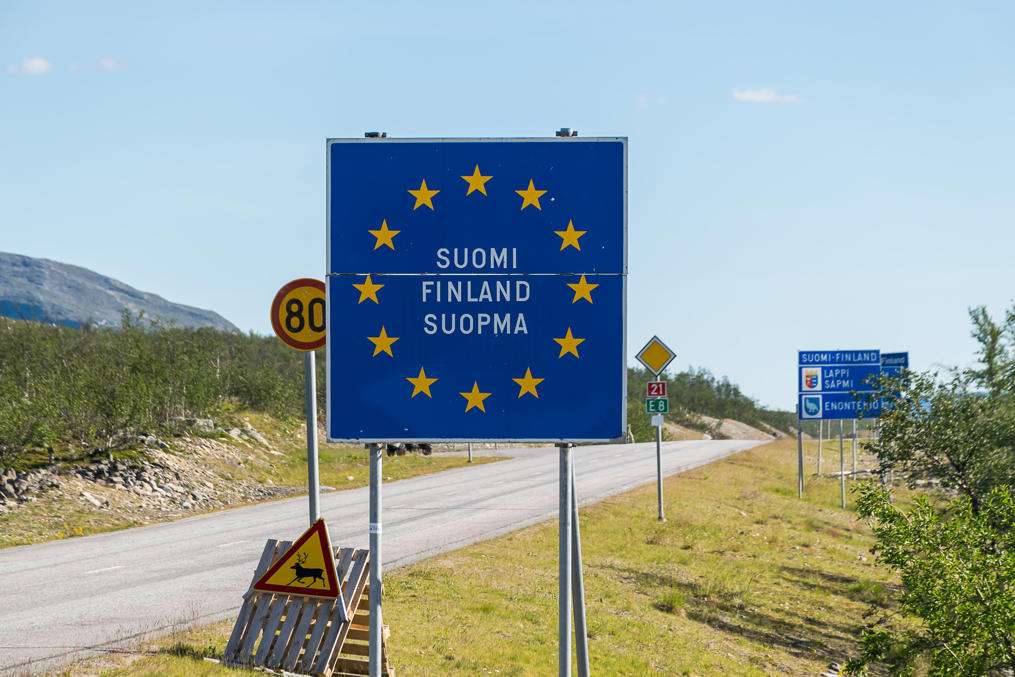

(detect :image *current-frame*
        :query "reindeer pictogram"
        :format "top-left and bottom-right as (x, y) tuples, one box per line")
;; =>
(287, 552), (325, 587)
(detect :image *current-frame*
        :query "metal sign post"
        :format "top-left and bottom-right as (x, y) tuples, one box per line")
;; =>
(851, 419), (857, 478)
(270, 278), (327, 526)
(637, 337), (676, 523)
(570, 459), (589, 677)
(368, 442), (382, 677)
(817, 420), (823, 475)
(839, 419), (845, 510)
(305, 352), (320, 523)
(796, 406), (803, 498)
(558, 443), (572, 677)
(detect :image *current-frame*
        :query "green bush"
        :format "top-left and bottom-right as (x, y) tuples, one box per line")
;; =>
(0, 314), (321, 463)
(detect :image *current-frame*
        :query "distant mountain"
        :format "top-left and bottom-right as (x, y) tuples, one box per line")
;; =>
(0, 252), (238, 331)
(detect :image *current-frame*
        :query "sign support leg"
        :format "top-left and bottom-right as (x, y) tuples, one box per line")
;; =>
(570, 459), (589, 677)
(796, 406), (803, 499)
(558, 442), (573, 677)
(368, 443), (383, 677)
(839, 420), (845, 510)
(851, 419), (857, 478)
(817, 420), (823, 475)
(468, 442), (473, 463)
(655, 423), (665, 521)
(305, 351), (320, 524)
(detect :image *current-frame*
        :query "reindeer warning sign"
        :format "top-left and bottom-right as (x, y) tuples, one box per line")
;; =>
(252, 518), (340, 599)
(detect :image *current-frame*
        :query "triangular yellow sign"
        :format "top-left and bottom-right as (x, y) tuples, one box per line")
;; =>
(252, 518), (340, 600)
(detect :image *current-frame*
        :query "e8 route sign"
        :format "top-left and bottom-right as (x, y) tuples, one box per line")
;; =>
(798, 350), (881, 420)
(326, 137), (627, 442)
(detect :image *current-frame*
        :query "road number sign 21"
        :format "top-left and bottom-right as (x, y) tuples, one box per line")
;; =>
(647, 381), (667, 397)
(271, 278), (326, 351)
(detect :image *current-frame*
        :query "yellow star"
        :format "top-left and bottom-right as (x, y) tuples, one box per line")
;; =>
(368, 219), (400, 250)
(515, 179), (547, 211)
(408, 179), (439, 210)
(460, 381), (491, 413)
(352, 275), (383, 304)
(554, 220), (586, 251)
(567, 274), (599, 304)
(554, 327), (585, 359)
(461, 165), (492, 196)
(406, 366), (438, 398)
(512, 367), (544, 399)
(367, 326), (399, 357)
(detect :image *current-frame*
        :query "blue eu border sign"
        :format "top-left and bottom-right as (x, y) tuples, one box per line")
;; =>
(798, 350), (881, 421)
(326, 137), (627, 442)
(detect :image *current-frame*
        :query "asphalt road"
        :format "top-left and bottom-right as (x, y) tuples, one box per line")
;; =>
(0, 439), (760, 675)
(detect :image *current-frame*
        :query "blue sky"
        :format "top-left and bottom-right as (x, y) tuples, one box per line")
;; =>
(2, 1), (1013, 410)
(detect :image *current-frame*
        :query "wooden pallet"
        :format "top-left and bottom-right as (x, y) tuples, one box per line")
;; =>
(222, 539), (393, 677)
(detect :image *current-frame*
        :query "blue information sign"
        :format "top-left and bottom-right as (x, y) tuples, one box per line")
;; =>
(798, 350), (880, 366)
(799, 393), (881, 420)
(326, 137), (627, 442)
(881, 352), (909, 377)
(797, 349), (880, 420)
(799, 365), (881, 393)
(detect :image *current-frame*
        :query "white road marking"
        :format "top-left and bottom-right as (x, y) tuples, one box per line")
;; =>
(217, 540), (246, 548)
(84, 565), (124, 575)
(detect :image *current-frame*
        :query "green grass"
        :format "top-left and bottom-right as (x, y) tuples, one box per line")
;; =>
(66, 438), (906, 676)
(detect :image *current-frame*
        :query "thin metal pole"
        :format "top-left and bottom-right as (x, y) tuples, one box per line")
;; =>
(468, 442), (473, 463)
(558, 443), (573, 677)
(839, 420), (845, 510)
(368, 443), (383, 677)
(655, 423), (665, 521)
(570, 459), (589, 677)
(796, 407), (804, 498)
(851, 419), (857, 478)
(305, 351), (320, 525)
(817, 420), (823, 475)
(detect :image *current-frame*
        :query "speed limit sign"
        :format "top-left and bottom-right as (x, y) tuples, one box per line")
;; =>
(270, 278), (326, 351)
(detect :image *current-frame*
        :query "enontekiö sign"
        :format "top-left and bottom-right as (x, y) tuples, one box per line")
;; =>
(325, 137), (628, 442)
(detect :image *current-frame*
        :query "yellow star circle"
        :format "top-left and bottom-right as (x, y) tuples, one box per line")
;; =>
(352, 275), (384, 304)
(368, 219), (399, 250)
(460, 381), (492, 412)
(555, 220), (586, 251)
(512, 367), (544, 398)
(554, 327), (585, 359)
(567, 274), (599, 304)
(515, 179), (547, 211)
(408, 179), (439, 210)
(406, 367), (438, 398)
(367, 326), (399, 357)
(461, 165), (493, 196)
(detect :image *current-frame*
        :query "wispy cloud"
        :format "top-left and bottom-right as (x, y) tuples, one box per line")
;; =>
(98, 57), (127, 72)
(637, 93), (667, 109)
(6, 57), (53, 76)
(732, 88), (801, 104)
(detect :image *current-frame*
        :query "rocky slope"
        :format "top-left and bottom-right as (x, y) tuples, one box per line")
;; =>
(0, 251), (238, 330)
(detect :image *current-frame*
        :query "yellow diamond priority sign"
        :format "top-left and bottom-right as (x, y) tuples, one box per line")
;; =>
(636, 335), (676, 375)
